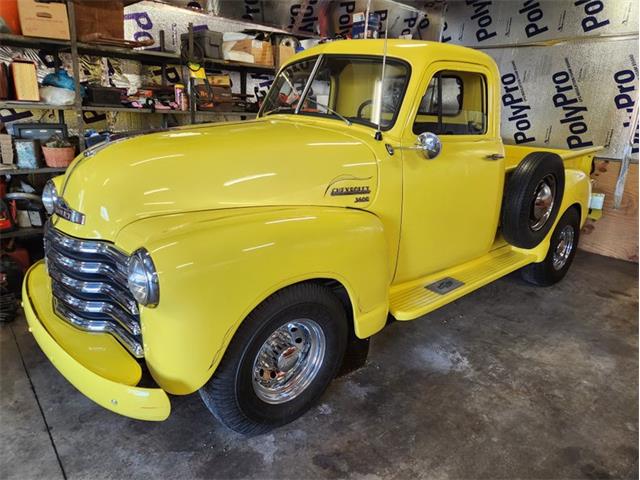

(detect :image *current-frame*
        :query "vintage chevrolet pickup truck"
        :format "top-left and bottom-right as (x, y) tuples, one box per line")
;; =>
(23, 39), (601, 434)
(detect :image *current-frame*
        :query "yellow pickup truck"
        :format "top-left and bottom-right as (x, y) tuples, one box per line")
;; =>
(23, 39), (601, 434)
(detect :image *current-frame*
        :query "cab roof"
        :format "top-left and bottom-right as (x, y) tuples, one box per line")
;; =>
(288, 39), (496, 72)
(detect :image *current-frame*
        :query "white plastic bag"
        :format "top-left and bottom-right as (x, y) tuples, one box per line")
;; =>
(39, 86), (75, 106)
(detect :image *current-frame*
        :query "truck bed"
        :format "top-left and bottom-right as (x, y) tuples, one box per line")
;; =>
(503, 144), (602, 175)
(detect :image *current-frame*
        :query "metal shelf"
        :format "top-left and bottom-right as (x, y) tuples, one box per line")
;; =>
(81, 106), (250, 116)
(0, 227), (44, 239)
(0, 101), (73, 110)
(77, 42), (180, 65)
(0, 33), (180, 65)
(0, 102), (251, 116)
(82, 105), (181, 114)
(0, 33), (69, 50)
(0, 167), (66, 176)
(203, 57), (275, 73)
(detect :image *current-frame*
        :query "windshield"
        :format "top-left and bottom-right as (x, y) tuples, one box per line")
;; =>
(260, 55), (410, 130)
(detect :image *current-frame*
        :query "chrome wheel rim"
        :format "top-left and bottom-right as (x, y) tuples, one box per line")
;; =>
(530, 175), (556, 231)
(252, 319), (326, 404)
(552, 225), (575, 270)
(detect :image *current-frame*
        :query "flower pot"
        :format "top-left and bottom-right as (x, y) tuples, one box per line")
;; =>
(42, 146), (75, 168)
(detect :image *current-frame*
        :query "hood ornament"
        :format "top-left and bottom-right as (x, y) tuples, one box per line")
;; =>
(54, 197), (85, 225)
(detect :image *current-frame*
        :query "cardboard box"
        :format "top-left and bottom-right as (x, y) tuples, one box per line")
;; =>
(17, 0), (70, 40)
(74, 0), (124, 42)
(0, 134), (14, 165)
(207, 74), (232, 87)
(223, 39), (273, 66)
(276, 45), (295, 69)
(10, 60), (39, 101)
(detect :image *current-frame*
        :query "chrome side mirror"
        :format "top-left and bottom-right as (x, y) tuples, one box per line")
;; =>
(417, 132), (441, 159)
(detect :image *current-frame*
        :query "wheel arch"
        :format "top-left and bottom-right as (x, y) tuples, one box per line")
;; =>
(517, 168), (589, 262)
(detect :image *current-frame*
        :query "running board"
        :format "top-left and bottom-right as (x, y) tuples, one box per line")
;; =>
(389, 247), (535, 320)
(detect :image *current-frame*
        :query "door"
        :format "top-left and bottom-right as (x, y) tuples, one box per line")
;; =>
(394, 62), (504, 284)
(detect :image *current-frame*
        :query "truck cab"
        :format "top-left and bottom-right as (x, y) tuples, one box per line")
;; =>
(23, 40), (600, 434)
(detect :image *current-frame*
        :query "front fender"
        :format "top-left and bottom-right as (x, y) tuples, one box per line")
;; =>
(116, 206), (390, 395)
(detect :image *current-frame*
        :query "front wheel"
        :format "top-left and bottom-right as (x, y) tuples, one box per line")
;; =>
(199, 283), (348, 434)
(521, 207), (580, 286)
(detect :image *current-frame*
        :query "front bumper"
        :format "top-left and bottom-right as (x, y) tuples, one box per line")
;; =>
(22, 261), (170, 421)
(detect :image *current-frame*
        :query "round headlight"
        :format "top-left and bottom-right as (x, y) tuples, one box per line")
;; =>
(127, 249), (159, 307)
(42, 180), (58, 215)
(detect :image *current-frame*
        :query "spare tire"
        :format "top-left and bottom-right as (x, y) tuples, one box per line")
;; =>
(502, 152), (565, 249)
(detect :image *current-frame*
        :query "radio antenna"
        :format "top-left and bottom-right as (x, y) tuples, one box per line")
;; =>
(375, 21), (389, 141)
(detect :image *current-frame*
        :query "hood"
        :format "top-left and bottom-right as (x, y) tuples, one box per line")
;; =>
(54, 118), (379, 240)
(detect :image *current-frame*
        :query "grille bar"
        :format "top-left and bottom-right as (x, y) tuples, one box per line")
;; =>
(44, 223), (143, 358)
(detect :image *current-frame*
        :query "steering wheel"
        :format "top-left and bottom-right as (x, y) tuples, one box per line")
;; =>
(356, 99), (396, 119)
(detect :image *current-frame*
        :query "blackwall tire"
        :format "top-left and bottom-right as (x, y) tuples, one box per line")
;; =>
(199, 282), (348, 435)
(521, 207), (580, 287)
(502, 152), (565, 249)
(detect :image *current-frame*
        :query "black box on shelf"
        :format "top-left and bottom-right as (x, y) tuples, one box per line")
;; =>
(85, 87), (123, 107)
(12, 123), (68, 142)
(181, 30), (223, 60)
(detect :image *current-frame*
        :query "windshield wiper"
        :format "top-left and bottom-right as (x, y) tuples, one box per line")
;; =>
(303, 98), (352, 126)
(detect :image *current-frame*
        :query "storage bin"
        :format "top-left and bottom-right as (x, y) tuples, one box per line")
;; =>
(42, 146), (75, 168)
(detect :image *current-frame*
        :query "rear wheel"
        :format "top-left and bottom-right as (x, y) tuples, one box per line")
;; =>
(199, 283), (348, 434)
(521, 207), (580, 286)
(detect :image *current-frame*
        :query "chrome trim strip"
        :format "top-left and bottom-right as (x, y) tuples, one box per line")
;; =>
(54, 301), (144, 358)
(48, 264), (138, 315)
(46, 247), (128, 284)
(52, 284), (141, 336)
(294, 54), (324, 115)
(45, 223), (129, 266)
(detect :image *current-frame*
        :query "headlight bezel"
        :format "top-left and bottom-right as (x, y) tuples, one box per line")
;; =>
(127, 249), (159, 308)
(42, 180), (59, 215)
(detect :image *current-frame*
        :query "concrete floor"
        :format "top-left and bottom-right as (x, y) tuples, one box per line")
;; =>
(1, 250), (638, 479)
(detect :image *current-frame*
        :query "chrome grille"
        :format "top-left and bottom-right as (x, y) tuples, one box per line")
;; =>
(44, 223), (143, 358)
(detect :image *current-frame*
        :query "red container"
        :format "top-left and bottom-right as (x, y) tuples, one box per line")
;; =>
(42, 146), (75, 168)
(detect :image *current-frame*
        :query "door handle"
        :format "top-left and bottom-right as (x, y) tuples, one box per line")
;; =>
(486, 153), (504, 160)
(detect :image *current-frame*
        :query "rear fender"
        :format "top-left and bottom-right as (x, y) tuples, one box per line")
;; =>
(116, 206), (390, 395)
(515, 168), (590, 261)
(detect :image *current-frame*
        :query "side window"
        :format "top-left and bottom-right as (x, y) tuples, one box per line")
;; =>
(413, 70), (487, 135)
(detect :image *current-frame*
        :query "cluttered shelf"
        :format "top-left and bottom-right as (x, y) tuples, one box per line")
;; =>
(0, 33), (277, 72)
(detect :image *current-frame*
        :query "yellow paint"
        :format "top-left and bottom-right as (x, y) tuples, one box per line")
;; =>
(22, 262), (170, 421)
(23, 40), (596, 420)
